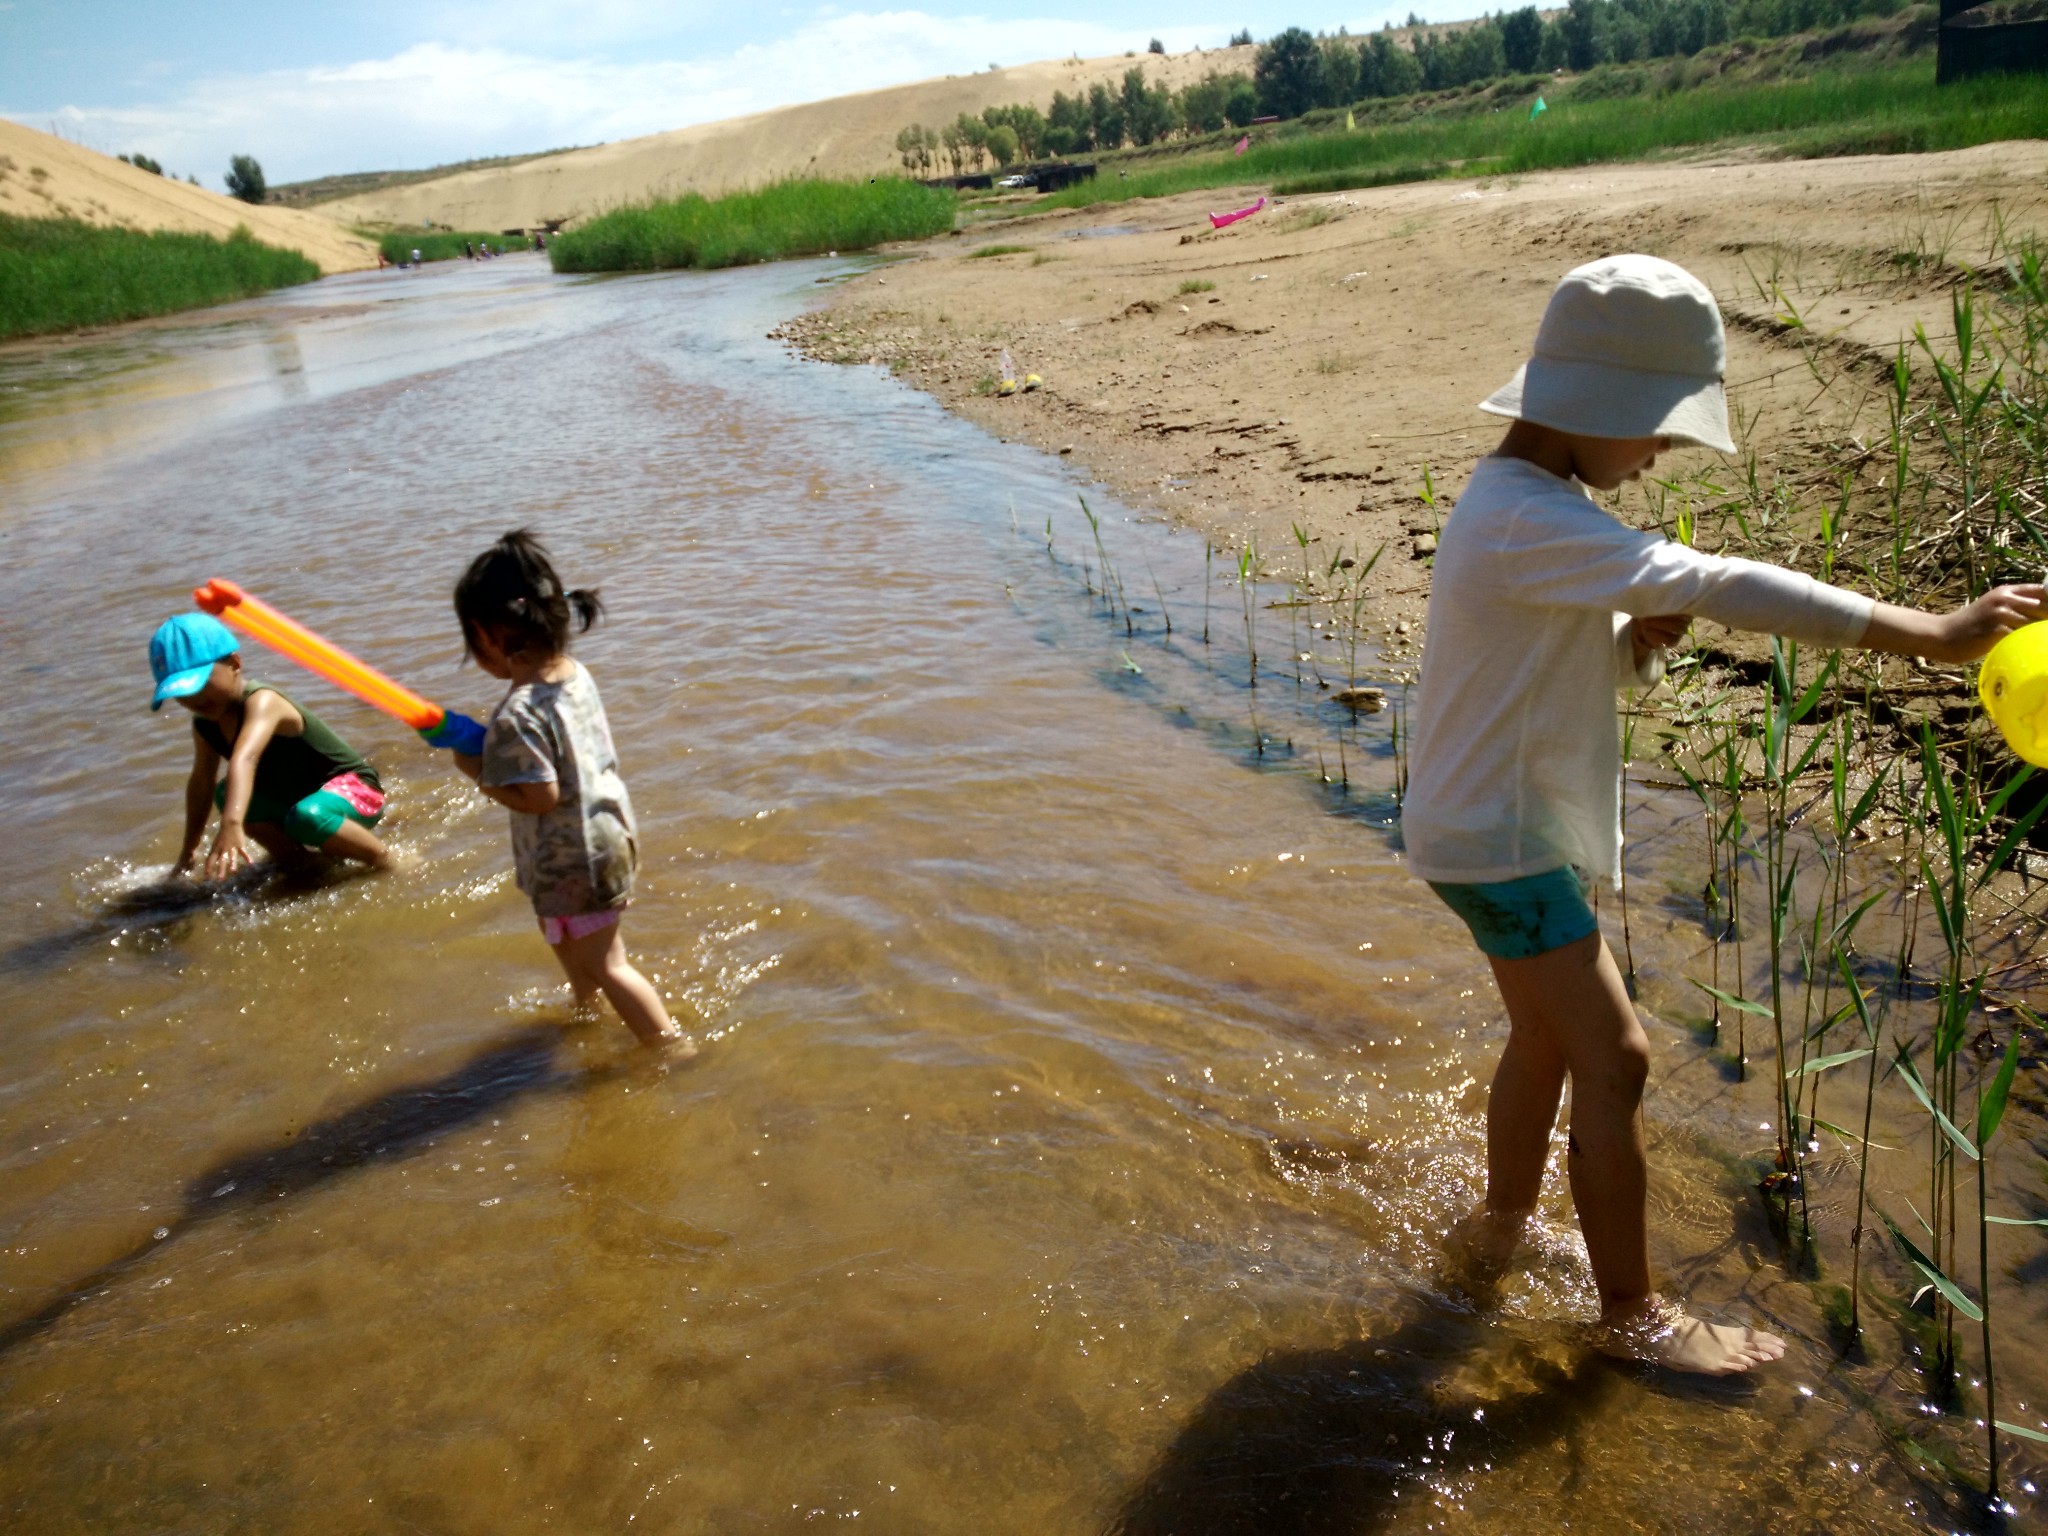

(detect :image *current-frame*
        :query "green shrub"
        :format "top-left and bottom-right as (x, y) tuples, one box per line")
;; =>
(0, 214), (320, 341)
(225, 154), (266, 205)
(966, 243), (1033, 258)
(377, 230), (534, 264)
(1272, 162), (1450, 196)
(1571, 64), (1650, 98)
(550, 178), (955, 273)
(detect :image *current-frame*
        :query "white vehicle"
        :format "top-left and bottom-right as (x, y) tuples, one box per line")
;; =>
(996, 173), (1033, 189)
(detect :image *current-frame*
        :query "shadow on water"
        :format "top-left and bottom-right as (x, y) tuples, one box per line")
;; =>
(1105, 1291), (1616, 1536)
(0, 1023), (614, 1357)
(0, 862), (364, 976)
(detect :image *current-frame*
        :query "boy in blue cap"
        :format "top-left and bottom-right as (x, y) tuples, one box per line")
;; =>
(150, 613), (394, 879)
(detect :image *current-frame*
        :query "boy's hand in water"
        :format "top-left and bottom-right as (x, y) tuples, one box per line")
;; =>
(205, 823), (252, 881)
(1864, 584), (2047, 664)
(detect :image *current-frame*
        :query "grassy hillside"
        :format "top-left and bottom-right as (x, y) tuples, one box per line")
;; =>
(1020, 15), (2040, 208)
(0, 215), (320, 341)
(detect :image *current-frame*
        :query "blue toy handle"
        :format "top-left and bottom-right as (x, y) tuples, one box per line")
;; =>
(419, 710), (487, 756)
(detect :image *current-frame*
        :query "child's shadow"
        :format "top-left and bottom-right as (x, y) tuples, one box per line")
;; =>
(0, 1023), (613, 1356)
(0, 861), (363, 975)
(1105, 1292), (1613, 1536)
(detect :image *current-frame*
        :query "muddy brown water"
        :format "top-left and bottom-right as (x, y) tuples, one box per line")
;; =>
(0, 253), (2042, 1533)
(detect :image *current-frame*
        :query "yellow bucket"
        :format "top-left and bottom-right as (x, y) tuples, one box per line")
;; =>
(1979, 622), (2048, 768)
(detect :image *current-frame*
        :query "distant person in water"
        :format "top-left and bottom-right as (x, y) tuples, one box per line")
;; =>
(411, 248), (422, 267)
(1406, 254), (2044, 1375)
(150, 613), (393, 880)
(420, 531), (689, 1051)
(463, 240), (475, 260)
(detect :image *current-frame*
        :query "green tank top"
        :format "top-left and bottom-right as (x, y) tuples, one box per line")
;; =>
(194, 683), (378, 806)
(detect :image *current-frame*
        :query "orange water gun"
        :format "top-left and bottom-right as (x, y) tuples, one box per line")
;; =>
(193, 578), (486, 754)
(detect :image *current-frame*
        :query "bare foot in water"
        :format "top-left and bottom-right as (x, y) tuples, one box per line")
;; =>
(1599, 1296), (1787, 1375)
(1441, 1205), (1532, 1302)
(654, 1030), (700, 1063)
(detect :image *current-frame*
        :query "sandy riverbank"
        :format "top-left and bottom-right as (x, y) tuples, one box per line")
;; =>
(778, 142), (2048, 660)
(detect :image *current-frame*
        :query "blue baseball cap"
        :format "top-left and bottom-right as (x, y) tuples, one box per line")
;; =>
(149, 613), (239, 710)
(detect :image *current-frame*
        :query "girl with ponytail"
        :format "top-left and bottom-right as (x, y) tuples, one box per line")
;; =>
(426, 530), (688, 1049)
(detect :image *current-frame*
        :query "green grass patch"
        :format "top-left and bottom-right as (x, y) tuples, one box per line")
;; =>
(965, 243), (1034, 258)
(377, 230), (535, 264)
(1030, 58), (2048, 214)
(1178, 278), (1216, 293)
(549, 178), (955, 273)
(0, 215), (320, 341)
(1272, 163), (1452, 197)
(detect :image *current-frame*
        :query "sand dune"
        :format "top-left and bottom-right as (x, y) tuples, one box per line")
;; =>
(0, 118), (377, 273)
(319, 46), (1261, 233)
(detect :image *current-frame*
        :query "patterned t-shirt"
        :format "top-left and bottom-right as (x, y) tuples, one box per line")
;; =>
(479, 661), (638, 919)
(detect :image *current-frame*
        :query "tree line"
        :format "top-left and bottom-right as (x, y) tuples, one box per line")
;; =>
(896, 68), (1258, 174)
(898, 0), (1915, 170)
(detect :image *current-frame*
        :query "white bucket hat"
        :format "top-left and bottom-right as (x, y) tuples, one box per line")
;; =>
(1479, 254), (1735, 455)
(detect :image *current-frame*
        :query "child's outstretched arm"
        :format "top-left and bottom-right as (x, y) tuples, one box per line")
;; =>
(1858, 584), (2047, 664)
(206, 690), (299, 879)
(174, 733), (223, 875)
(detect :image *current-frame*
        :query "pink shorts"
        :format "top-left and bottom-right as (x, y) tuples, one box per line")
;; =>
(324, 771), (385, 819)
(539, 908), (622, 947)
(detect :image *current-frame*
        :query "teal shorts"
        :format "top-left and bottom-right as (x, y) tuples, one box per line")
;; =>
(215, 772), (385, 849)
(1428, 867), (1598, 961)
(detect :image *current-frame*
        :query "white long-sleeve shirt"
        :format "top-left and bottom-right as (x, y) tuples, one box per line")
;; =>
(1402, 455), (1874, 887)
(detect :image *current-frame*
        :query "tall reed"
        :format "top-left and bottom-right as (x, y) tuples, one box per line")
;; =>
(550, 178), (954, 272)
(0, 215), (319, 341)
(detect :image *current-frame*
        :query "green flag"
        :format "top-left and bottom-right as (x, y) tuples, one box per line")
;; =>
(1529, 95), (1547, 120)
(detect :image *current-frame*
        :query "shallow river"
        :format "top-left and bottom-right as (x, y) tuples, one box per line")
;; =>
(0, 253), (2036, 1533)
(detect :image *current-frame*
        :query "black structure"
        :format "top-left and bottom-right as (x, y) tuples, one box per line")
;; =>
(919, 161), (1096, 194)
(1938, 0), (2048, 82)
(1027, 160), (1097, 193)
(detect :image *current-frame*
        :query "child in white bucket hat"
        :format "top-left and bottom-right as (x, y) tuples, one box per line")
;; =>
(1404, 254), (2043, 1375)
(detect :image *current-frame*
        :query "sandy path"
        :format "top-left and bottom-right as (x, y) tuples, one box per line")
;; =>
(780, 141), (2048, 657)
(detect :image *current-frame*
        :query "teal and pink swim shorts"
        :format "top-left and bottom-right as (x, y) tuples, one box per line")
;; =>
(214, 771), (385, 848)
(1428, 866), (1598, 961)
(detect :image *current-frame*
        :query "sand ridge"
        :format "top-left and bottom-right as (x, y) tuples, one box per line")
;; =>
(317, 46), (1264, 233)
(0, 119), (377, 274)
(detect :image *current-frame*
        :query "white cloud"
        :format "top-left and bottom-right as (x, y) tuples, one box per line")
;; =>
(5, 12), (1231, 184)
(413, 0), (726, 51)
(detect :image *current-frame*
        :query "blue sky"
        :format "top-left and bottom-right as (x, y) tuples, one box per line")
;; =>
(1, 1), (1413, 186)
